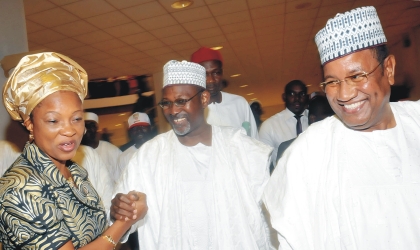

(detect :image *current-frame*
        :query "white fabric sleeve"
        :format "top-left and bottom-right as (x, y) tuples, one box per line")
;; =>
(263, 135), (314, 250)
(113, 149), (149, 245)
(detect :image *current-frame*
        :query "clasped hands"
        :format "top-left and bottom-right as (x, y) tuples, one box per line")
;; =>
(110, 191), (148, 222)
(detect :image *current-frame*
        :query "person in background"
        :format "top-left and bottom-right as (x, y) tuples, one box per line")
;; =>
(250, 100), (264, 130)
(258, 80), (309, 166)
(191, 47), (259, 138)
(81, 112), (122, 184)
(0, 140), (21, 176)
(0, 52), (146, 249)
(111, 60), (274, 249)
(264, 6), (420, 249)
(275, 95), (334, 165)
(117, 112), (152, 177)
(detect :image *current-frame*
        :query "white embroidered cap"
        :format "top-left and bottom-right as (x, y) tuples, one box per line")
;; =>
(128, 112), (150, 129)
(163, 60), (206, 88)
(315, 6), (387, 65)
(84, 112), (98, 123)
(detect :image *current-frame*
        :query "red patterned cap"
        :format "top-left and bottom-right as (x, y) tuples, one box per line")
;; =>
(190, 47), (223, 64)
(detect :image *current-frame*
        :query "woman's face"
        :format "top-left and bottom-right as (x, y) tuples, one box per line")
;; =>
(26, 91), (84, 167)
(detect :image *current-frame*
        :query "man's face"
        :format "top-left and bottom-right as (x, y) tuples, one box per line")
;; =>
(83, 120), (98, 142)
(199, 60), (223, 97)
(323, 49), (395, 131)
(283, 84), (308, 115)
(162, 85), (209, 136)
(129, 125), (151, 146)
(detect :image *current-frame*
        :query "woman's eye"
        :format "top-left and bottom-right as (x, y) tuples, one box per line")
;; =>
(48, 120), (57, 124)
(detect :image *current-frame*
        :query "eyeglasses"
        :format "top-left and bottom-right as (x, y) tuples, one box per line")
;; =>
(158, 90), (204, 109)
(320, 61), (383, 92)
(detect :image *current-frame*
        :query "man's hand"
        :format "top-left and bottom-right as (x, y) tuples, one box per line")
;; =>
(111, 191), (147, 222)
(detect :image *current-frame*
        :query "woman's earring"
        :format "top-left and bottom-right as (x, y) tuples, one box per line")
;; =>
(29, 133), (34, 142)
(84, 128), (87, 135)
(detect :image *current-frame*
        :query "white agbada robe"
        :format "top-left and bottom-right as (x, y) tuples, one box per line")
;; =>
(0, 140), (21, 176)
(206, 91), (259, 139)
(258, 108), (309, 165)
(95, 140), (122, 183)
(263, 100), (420, 250)
(72, 145), (113, 214)
(114, 125), (274, 249)
(116, 145), (137, 178)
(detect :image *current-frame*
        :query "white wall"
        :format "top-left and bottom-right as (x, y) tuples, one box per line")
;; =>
(0, 0), (29, 148)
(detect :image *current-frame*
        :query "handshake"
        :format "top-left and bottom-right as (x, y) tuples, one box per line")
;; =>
(110, 191), (148, 222)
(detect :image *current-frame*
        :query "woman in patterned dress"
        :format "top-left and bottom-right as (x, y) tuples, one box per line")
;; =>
(0, 52), (147, 249)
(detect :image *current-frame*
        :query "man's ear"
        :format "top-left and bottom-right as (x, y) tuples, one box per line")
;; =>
(282, 93), (286, 102)
(384, 55), (396, 86)
(201, 90), (210, 109)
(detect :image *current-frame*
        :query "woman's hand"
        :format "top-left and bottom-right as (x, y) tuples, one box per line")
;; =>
(111, 191), (147, 222)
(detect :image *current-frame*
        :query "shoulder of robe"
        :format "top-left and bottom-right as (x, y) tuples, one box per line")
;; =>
(218, 125), (273, 153)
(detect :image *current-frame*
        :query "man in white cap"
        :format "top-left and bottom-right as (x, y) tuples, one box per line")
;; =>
(263, 6), (420, 250)
(82, 112), (122, 183)
(111, 60), (274, 249)
(116, 112), (152, 180)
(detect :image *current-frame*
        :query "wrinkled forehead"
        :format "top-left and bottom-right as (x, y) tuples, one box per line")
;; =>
(322, 49), (376, 77)
(162, 84), (200, 97)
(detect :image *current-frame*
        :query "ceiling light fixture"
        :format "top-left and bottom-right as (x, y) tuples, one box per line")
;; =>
(118, 113), (126, 116)
(171, 0), (193, 9)
(230, 74), (241, 77)
(211, 46), (223, 50)
(247, 93), (254, 95)
(250, 98), (257, 101)
(115, 124), (122, 126)
(240, 85), (248, 88)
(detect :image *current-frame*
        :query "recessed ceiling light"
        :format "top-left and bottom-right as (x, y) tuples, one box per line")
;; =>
(250, 98), (257, 101)
(118, 113), (126, 116)
(211, 46), (223, 50)
(306, 84), (312, 87)
(231, 74), (241, 77)
(247, 93), (254, 96)
(115, 124), (122, 126)
(240, 85), (248, 88)
(171, 0), (193, 9)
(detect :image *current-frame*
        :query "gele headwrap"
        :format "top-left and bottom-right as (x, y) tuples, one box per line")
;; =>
(3, 52), (88, 122)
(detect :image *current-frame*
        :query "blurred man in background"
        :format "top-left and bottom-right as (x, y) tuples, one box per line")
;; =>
(259, 80), (309, 166)
(81, 112), (122, 183)
(191, 47), (258, 138)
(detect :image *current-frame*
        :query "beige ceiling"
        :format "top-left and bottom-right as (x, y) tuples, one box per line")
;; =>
(24, 0), (420, 107)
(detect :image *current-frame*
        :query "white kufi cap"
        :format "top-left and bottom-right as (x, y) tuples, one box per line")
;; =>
(84, 112), (98, 123)
(163, 60), (206, 88)
(315, 6), (387, 65)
